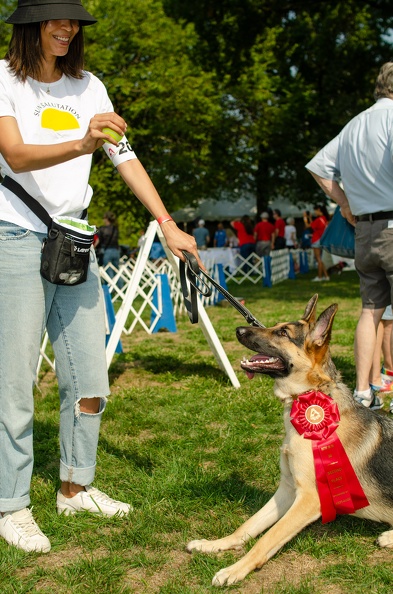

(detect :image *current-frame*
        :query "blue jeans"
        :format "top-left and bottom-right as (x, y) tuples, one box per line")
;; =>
(103, 247), (124, 288)
(103, 247), (120, 278)
(240, 243), (255, 273)
(0, 221), (110, 512)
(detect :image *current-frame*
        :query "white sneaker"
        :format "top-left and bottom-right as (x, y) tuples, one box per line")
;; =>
(0, 508), (51, 553)
(56, 486), (132, 517)
(311, 276), (322, 282)
(354, 388), (383, 410)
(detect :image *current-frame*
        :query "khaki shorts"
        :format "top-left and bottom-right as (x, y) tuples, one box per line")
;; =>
(355, 219), (393, 309)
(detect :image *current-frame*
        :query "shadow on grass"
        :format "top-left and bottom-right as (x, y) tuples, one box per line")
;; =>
(285, 513), (392, 560)
(183, 470), (274, 516)
(110, 351), (233, 384)
(321, 513), (391, 538)
(332, 355), (356, 385)
(32, 416), (158, 477)
(33, 419), (59, 477)
(188, 474), (393, 546)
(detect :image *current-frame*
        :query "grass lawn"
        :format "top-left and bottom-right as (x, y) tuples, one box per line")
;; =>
(3, 269), (393, 593)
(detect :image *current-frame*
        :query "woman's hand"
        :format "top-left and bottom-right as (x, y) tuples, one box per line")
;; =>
(159, 221), (205, 269)
(79, 112), (127, 154)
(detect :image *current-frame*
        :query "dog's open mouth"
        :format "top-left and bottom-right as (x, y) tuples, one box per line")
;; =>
(241, 354), (286, 379)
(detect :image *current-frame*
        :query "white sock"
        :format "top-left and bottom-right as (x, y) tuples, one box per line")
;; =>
(354, 388), (372, 401)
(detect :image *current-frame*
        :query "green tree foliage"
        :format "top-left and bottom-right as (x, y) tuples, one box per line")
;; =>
(0, 1), (13, 57)
(1, 1), (224, 241)
(84, 0), (223, 234)
(164, 0), (393, 212)
(1, 1), (393, 229)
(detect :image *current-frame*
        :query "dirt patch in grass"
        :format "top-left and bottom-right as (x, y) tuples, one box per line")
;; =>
(123, 549), (189, 592)
(238, 551), (340, 594)
(143, 548), (346, 594)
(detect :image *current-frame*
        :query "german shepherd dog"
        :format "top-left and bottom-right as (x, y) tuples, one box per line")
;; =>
(186, 295), (393, 586)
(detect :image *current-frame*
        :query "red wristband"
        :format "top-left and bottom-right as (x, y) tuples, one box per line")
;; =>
(157, 215), (174, 225)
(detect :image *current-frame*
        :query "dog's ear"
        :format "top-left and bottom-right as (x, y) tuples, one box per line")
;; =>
(310, 303), (338, 346)
(302, 294), (319, 324)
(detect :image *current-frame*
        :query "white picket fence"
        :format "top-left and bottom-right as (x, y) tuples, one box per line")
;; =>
(37, 246), (315, 380)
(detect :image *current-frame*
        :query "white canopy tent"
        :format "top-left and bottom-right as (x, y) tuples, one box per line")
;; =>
(171, 196), (330, 223)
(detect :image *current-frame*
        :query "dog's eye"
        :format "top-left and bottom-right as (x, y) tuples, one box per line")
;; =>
(278, 328), (289, 338)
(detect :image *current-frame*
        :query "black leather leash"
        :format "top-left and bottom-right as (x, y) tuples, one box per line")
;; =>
(179, 251), (265, 327)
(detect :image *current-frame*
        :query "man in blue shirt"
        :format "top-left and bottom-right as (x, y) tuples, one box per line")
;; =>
(306, 62), (393, 412)
(192, 219), (210, 249)
(214, 222), (228, 248)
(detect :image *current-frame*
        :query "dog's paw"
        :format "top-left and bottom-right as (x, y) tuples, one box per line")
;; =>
(212, 563), (249, 587)
(377, 529), (393, 548)
(186, 538), (213, 553)
(186, 539), (222, 553)
(186, 538), (243, 554)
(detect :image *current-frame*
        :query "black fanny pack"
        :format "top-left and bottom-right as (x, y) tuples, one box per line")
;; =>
(2, 176), (93, 286)
(40, 219), (94, 285)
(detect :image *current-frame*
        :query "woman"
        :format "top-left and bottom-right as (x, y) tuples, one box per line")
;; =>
(271, 209), (286, 250)
(303, 205), (330, 281)
(231, 215), (255, 272)
(0, 0), (200, 553)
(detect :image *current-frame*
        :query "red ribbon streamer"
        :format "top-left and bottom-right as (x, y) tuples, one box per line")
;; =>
(290, 390), (369, 523)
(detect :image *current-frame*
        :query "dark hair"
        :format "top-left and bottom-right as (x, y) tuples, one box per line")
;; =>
(374, 62), (393, 100)
(104, 211), (117, 224)
(273, 209), (281, 217)
(5, 23), (85, 82)
(316, 204), (330, 220)
(241, 215), (254, 235)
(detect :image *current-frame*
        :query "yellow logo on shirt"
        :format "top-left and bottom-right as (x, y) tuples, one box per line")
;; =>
(41, 108), (80, 131)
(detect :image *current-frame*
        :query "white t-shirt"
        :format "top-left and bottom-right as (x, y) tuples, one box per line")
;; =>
(0, 60), (137, 232)
(284, 224), (296, 247)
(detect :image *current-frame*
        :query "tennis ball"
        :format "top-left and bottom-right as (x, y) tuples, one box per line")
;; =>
(103, 127), (123, 143)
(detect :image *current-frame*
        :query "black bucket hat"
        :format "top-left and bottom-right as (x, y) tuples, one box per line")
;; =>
(5, 0), (97, 26)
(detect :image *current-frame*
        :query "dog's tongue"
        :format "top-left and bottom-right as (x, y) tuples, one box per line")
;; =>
(245, 370), (255, 380)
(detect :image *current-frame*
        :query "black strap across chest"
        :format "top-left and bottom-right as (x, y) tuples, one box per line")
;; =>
(1, 175), (87, 226)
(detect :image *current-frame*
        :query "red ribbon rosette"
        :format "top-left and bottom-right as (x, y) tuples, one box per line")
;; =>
(290, 390), (369, 523)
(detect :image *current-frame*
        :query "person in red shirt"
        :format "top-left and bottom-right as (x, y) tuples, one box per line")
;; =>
(254, 212), (275, 256)
(231, 215), (256, 272)
(271, 209), (286, 250)
(303, 204), (330, 281)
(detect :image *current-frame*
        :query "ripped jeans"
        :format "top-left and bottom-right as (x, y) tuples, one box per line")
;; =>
(0, 221), (110, 512)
